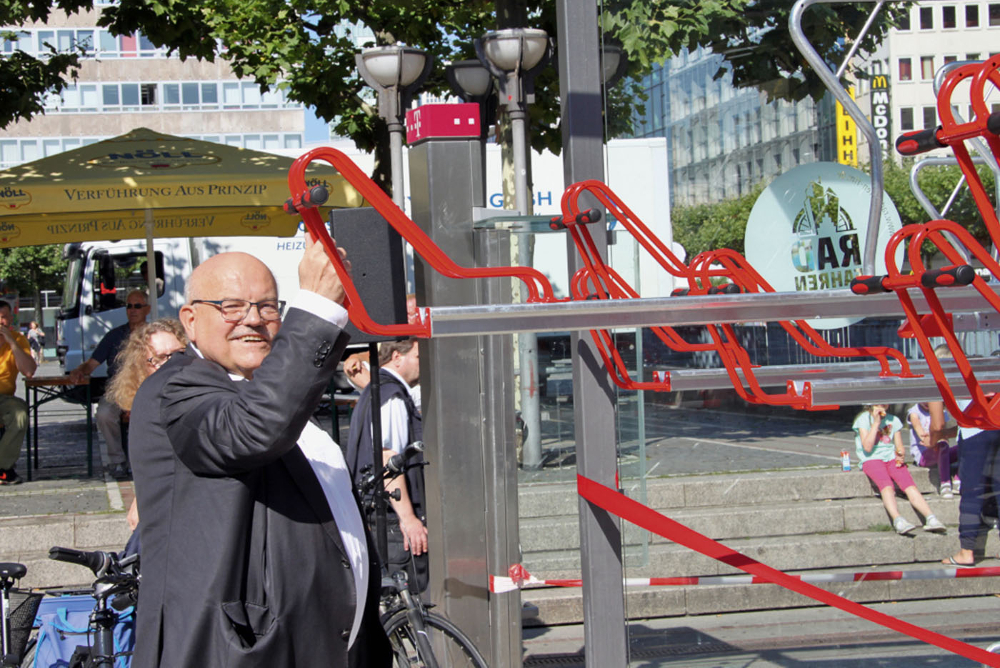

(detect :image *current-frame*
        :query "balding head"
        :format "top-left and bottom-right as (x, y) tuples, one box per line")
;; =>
(180, 253), (280, 379)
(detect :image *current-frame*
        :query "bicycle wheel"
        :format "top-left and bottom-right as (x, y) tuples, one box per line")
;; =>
(382, 609), (487, 668)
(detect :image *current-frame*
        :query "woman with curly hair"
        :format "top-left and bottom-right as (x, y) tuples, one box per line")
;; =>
(105, 318), (187, 533)
(106, 318), (187, 412)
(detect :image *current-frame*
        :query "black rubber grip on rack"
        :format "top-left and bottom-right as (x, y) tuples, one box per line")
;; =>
(575, 209), (602, 225)
(48, 546), (107, 575)
(548, 216), (565, 230)
(895, 128), (944, 156)
(988, 112), (1000, 136)
(671, 288), (689, 296)
(708, 283), (742, 295)
(850, 275), (889, 295)
(920, 264), (976, 287)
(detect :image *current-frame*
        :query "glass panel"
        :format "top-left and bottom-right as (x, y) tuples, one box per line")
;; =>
(262, 134), (280, 150)
(201, 82), (218, 105)
(102, 84), (119, 106)
(967, 4), (980, 26)
(57, 30), (74, 51)
(19, 140), (38, 162)
(920, 5), (934, 28)
(943, 5), (956, 28)
(37, 30), (54, 53)
(241, 82), (261, 106)
(0, 141), (17, 167)
(80, 84), (98, 110)
(162, 83), (180, 106)
(99, 30), (117, 54)
(182, 82), (199, 106)
(121, 83), (139, 108)
(991, 3), (1000, 26)
(283, 134), (302, 148)
(222, 82), (240, 107)
(243, 134), (262, 150)
(42, 139), (60, 156)
(920, 55), (935, 80)
(899, 58), (912, 81)
(138, 33), (156, 56)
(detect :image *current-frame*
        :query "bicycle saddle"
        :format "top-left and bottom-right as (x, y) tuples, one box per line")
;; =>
(0, 562), (26, 581)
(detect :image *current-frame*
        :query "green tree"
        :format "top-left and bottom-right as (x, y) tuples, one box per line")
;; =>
(672, 181), (768, 257)
(0, 245), (67, 325)
(882, 159), (997, 260)
(2, 1), (903, 166)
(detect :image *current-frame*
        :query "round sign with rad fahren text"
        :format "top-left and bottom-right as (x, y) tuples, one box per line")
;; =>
(744, 163), (903, 330)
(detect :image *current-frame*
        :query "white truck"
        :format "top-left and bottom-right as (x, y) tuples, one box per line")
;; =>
(56, 232), (305, 380)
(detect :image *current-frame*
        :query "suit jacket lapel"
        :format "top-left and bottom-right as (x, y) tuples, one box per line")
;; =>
(282, 446), (350, 559)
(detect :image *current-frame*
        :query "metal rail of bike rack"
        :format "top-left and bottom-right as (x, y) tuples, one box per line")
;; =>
(790, 0), (889, 277)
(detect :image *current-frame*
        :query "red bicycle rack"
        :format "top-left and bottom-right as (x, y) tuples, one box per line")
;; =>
(853, 219), (1000, 428)
(553, 180), (916, 408)
(896, 58), (1000, 247)
(286, 147), (558, 338)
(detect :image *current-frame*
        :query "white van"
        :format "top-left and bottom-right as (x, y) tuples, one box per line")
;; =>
(56, 232), (306, 380)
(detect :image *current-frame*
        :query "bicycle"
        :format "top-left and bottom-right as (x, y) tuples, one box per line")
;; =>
(357, 445), (487, 668)
(1, 563), (42, 667)
(19, 547), (140, 668)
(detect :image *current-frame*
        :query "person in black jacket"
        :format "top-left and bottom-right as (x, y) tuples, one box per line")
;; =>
(346, 338), (427, 593)
(129, 238), (390, 668)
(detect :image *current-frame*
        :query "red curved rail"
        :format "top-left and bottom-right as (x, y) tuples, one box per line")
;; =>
(286, 147), (558, 338)
(880, 220), (1000, 428)
(555, 179), (915, 408)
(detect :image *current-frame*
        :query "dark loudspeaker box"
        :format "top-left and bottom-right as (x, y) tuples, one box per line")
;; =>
(328, 207), (408, 345)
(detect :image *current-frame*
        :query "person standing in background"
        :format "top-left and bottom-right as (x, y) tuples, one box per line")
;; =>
(0, 300), (36, 485)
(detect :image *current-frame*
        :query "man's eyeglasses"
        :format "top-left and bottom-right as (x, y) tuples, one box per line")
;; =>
(191, 299), (286, 323)
(126, 303), (148, 310)
(146, 350), (181, 369)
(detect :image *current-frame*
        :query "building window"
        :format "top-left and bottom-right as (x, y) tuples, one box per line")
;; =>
(920, 6), (934, 28)
(968, 4), (981, 26)
(900, 107), (914, 131)
(899, 57), (912, 81)
(944, 55), (958, 64)
(944, 5), (957, 27)
(897, 8), (911, 29)
(991, 3), (1000, 25)
(921, 56), (935, 80)
(923, 106), (937, 128)
(968, 52), (981, 60)
(140, 83), (157, 107)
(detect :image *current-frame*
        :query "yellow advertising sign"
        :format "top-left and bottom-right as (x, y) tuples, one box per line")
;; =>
(835, 87), (858, 167)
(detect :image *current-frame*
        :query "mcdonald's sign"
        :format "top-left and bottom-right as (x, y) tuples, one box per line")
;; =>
(870, 74), (892, 162)
(836, 86), (858, 166)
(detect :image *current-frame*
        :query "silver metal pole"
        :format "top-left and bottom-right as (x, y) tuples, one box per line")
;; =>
(790, 0), (883, 275)
(556, 0), (628, 664)
(511, 107), (543, 470)
(389, 120), (406, 210)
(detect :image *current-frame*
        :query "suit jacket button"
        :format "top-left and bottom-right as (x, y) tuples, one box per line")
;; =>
(341, 628), (351, 641)
(341, 558), (351, 569)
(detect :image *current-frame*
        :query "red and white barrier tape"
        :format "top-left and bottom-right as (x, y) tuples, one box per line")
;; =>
(490, 564), (1000, 593)
(566, 473), (1000, 667)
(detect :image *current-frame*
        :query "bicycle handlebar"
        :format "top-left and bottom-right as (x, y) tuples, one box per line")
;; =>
(48, 547), (110, 577)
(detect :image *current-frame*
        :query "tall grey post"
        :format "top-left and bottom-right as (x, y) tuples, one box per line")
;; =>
(556, 1), (628, 665)
(409, 137), (522, 667)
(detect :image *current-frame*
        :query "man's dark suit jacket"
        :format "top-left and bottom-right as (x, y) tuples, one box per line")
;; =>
(129, 308), (391, 667)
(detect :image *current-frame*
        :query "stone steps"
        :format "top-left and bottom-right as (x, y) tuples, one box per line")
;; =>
(0, 508), (131, 589)
(516, 466), (986, 624)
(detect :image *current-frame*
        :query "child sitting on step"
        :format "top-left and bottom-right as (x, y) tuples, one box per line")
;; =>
(907, 402), (960, 498)
(853, 403), (947, 535)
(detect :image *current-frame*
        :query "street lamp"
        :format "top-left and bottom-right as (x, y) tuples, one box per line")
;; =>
(601, 43), (628, 88)
(445, 60), (497, 140)
(356, 45), (433, 209)
(475, 28), (551, 471)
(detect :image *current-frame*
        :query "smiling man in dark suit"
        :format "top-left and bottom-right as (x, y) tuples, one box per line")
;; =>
(129, 236), (390, 667)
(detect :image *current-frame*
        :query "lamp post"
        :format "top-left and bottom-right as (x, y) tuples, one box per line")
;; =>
(445, 60), (498, 141)
(356, 45), (433, 209)
(601, 43), (628, 89)
(475, 28), (550, 471)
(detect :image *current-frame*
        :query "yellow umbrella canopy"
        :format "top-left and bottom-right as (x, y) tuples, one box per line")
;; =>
(0, 127), (363, 248)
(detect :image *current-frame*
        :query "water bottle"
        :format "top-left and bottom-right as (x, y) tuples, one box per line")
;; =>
(841, 450), (851, 471)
